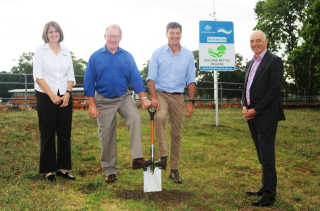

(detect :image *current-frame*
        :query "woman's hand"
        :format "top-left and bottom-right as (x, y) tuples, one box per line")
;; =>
(60, 92), (70, 107)
(50, 94), (63, 105)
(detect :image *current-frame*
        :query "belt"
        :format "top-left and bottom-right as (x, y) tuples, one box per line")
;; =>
(159, 91), (184, 95)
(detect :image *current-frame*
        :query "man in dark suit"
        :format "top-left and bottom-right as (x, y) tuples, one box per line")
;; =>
(242, 30), (285, 207)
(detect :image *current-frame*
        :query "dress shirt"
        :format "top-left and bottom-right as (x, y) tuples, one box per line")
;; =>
(33, 43), (76, 95)
(246, 50), (267, 105)
(84, 46), (145, 98)
(147, 44), (196, 93)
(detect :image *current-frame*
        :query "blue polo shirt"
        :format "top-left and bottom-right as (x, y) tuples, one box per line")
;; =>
(84, 46), (145, 98)
(147, 44), (196, 93)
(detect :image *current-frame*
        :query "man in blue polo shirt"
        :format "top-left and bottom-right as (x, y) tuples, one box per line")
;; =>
(147, 22), (196, 184)
(84, 24), (151, 183)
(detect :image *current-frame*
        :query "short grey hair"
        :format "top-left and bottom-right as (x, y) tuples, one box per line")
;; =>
(105, 24), (122, 36)
(166, 22), (182, 33)
(252, 30), (267, 40)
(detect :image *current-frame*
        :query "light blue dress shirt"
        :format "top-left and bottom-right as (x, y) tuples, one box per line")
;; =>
(147, 44), (196, 93)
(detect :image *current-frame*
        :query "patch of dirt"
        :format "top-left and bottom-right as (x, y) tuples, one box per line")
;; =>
(114, 189), (193, 203)
(294, 166), (319, 175)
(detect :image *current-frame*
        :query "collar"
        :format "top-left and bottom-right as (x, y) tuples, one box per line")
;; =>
(103, 45), (123, 54)
(43, 43), (66, 50)
(165, 44), (182, 53)
(253, 49), (267, 62)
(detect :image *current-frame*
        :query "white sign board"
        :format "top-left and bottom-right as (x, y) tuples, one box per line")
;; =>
(199, 21), (235, 71)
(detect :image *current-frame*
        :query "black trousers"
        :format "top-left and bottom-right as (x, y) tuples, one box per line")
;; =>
(248, 118), (278, 198)
(36, 91), (73, 173)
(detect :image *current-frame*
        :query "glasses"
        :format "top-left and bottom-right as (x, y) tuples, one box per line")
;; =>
(48, 30), (58, 34)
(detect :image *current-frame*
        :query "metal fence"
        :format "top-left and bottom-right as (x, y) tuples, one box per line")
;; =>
(0, 73), (319, 110)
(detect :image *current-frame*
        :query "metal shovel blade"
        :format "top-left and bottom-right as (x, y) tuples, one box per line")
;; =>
(143, 166), (162, 192)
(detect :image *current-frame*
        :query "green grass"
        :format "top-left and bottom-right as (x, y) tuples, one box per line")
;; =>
(0, 108), (319, 210)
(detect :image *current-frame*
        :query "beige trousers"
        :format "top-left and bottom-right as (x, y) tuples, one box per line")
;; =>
(155, 91), (184, 170)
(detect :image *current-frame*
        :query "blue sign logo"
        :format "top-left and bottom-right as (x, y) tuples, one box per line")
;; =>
(200, 21), (234, 44)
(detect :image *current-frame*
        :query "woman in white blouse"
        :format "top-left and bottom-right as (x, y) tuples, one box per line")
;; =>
(33, 21), (76, 181)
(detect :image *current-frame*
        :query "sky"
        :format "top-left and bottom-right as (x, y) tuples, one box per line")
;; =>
(0, 0), (258, 72)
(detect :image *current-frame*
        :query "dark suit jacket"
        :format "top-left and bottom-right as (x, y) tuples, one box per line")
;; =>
(242, 51), (285, 123)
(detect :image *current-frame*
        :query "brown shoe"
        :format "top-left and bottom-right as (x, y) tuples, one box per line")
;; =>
(132, 158), (151, 169)
(105, 174), (117, 183)
(155, 156), (167, 170)
(169, 169), (182, 184)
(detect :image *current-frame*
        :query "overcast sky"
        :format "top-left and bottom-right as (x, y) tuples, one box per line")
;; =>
(0, 0), (258, 72)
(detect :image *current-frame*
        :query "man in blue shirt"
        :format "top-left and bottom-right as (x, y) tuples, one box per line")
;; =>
(147, 22), (196, 184)
(84, 24), (151, 183)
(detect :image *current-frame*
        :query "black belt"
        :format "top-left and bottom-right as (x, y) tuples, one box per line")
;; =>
(159, 91), (184, 95)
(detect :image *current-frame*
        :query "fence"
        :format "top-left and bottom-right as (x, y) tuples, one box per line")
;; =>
(0, 73), (319, 110)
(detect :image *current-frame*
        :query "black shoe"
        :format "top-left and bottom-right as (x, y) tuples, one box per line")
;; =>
(169, 169), (182, 184)
(56, 171), (76, 180)
(132, 158), (150, 169)
(155, 156), (167, 170)
(246, 190), (263, 196)
(251, 196), (275, 207)
(105, 174), (117, 183)
(44, 174), (56, 182)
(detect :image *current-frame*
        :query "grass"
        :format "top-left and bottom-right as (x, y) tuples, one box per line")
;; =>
(0, 107), (319, 210)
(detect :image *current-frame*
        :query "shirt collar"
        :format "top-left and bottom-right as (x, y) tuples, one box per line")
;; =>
(253, 49), (267, 62)
(103, 45), (123, 54)
(165, 44), (183, 53)
(43, 43), (66, 50)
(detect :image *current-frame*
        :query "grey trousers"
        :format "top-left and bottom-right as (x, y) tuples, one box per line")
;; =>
(95, 92), (143, 176)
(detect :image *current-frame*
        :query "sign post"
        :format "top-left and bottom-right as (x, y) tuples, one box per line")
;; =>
(199, 21), (235, 126)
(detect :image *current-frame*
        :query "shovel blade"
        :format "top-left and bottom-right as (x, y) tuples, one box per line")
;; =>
(143, 167), (162, 192)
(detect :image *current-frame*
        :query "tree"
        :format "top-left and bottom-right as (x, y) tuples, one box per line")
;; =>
(254, 0), (320, 95)
(71, 52), (87, 76)
(140, 60), (149, 88)
(71, 52), (88, 86)
(291, 0), (320, 95)
(11, 52), (34, 74)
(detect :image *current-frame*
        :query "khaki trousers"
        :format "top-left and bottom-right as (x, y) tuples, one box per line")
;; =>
(95, 92), (143, 176)
(155, 91), (184, 170)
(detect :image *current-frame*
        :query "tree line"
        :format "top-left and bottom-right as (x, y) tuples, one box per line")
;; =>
(255, 0), (320, 96)
(1, 0), (319, 100)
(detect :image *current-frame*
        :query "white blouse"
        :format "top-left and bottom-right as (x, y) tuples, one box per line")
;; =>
(33, 43), (76, 95)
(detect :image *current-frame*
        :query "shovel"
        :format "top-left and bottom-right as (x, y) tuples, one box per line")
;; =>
(143, 106), (162, 192)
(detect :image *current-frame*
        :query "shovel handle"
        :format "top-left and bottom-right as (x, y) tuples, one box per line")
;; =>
(148, 106), (156, 120)
(148, 107), (156, 146)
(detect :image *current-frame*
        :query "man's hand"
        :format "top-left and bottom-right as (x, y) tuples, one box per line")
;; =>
(141, 97), (151, 109)
(242, 106), (256, 120)
(88, 104), (99, 119)
(151, 98), (160, 110)
(185, 102), (194, 117)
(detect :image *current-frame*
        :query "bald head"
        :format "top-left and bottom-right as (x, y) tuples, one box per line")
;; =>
(105, 24), (122, 36)
(104, 24), (122, 54)
(250, 30), (268, 56)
